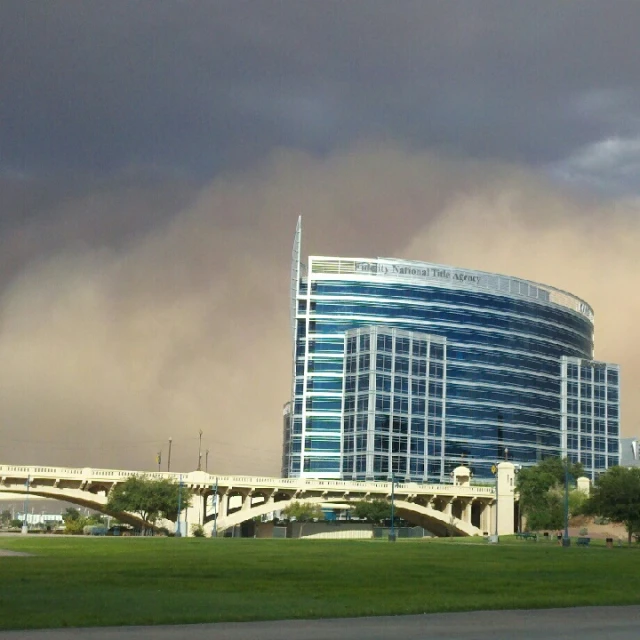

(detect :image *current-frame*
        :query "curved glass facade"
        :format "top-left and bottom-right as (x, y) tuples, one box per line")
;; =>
(281, 229), (620, 481)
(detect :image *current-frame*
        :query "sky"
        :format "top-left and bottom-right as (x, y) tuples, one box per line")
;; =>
(1, 2), (639, 475)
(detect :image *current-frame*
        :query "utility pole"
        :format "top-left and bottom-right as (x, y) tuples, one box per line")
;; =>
(197, 430), (203, 471)
(167, 438), (172, 473)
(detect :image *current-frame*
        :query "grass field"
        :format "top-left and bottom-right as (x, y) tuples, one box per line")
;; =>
(1, 536), (639, 630)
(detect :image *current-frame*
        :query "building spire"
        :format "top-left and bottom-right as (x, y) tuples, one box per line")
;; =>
(290, 215), (302, 341)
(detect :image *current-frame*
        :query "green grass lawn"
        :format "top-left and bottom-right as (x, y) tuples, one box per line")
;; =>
(0, 536), (639, 630)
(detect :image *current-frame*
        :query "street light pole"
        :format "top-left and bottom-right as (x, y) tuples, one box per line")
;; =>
(494, 463), (499, 538)
(563, 459), (570, 547)
(167, 437), (172, 473)
(205, 449), (209, 473)
(197, 430), (203, 471)
(390, 472), (396, 542)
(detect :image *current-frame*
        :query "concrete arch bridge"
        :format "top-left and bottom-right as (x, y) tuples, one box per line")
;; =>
(0, 464), (517, 537)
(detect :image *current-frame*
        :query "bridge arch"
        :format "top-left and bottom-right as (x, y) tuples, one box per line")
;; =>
(210, 496), (480, 536)
(1, 486), (157, 530)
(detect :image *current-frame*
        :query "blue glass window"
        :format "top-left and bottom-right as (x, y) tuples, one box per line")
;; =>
(395, 356), (409, 374)
(412, 359), (427, 376)
(394, 376), (409, 394)
(376, 374), (392, 392)
(377, 353), (392, 372)
(411, 417), (425, 434)
(430, 343), (444, 360)
(303, 457), (340, 472)
(411, 379), (426, 395)
(393, 396), (409, 414)
(413, 339), (427, 357)
(411, 398), (426, 415)
(410, 438), (425, 455)
(392, 416), (409, 434)
(377, 334), (393, 352)
(396, 337), (410, 354)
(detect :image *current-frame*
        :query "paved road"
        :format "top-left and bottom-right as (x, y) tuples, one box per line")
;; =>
(0, 607), (638, 640)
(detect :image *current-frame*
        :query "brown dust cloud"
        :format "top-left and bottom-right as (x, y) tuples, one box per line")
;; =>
(0, 145), (637, 475)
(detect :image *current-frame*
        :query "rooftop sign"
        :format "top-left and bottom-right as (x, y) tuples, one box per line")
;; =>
(308, 257), (594, 322)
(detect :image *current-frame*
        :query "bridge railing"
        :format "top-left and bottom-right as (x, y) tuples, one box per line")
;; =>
(0, 465), (495, 497)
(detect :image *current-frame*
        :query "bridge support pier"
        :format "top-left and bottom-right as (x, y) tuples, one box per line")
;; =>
(461, 498), (473, 524)
(496, 462), (515, 535)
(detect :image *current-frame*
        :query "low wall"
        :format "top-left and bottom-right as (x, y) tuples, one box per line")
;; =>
(256, 521), (375, 539)
(292, 522), (374, 539)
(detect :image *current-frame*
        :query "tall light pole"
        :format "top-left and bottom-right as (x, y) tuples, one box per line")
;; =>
(491, 462), (499, 540)
(563, 458), (571, 547)
(167, 437), (172, 473)
(197, 430), (203, 471)
(205, 449), (209, 473)
(389, 472), (396, 542)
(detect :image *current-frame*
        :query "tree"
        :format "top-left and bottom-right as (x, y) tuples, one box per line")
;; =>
(62, 507), (87, 534)
(281, 501), (324, 538)
(352, 499), (392, 524)
(107, 476), (192, 532)
(516, 457), (584, 531)
(1, 510), (11, 526)
(584, 466), (640, 545)
(86, 513), (106, 525)
(63, 507), (81, 522)
(281, 501), (324, 522)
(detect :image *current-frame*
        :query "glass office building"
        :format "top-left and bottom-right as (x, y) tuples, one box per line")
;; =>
(282, 218), (621, 481)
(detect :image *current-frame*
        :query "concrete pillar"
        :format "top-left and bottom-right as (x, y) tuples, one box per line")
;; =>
(241, 490), (254, 511)
(462, 499), (472, 524)
(443, 497), (453, 517)
(577, 476), (591, 495)
(183, 493), (205, 537)
(480, 501), (491, 534)
(497, 462), (515, 535)
(486, 502), (495, 534)
(220, 492), (230, 519)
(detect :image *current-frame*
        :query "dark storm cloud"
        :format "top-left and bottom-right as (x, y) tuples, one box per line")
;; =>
(2, 1), (640, 183)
